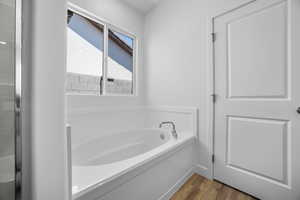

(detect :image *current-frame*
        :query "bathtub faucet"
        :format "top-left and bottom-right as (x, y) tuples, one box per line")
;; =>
(159, 121), (178, 139)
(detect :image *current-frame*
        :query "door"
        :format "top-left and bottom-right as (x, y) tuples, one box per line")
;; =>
(214, 0), (300, 199)
(0, 0), (20, 199)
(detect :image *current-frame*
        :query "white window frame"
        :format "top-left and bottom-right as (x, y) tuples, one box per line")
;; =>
(67, 3), (138, 96)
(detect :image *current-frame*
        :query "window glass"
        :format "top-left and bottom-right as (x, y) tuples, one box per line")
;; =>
(67, 10), (104, 95)
(106, 29), (134, 95)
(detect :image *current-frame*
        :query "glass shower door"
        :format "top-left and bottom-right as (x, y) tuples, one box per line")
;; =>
(0, 0), (17, 199)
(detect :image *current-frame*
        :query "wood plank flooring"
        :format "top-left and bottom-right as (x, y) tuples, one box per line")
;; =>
(170, 174), (258, 200)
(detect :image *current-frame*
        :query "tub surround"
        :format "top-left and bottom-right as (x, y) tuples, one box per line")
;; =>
(68, 106), (198, 148)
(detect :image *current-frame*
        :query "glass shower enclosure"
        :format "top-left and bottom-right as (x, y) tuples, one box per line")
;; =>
(0, 0), (22, 199)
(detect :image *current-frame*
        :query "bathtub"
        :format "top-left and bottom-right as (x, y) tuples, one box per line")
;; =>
(71, 128), (195, 200)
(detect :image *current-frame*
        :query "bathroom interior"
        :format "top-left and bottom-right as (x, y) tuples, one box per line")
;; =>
(0, 0), (300, 199)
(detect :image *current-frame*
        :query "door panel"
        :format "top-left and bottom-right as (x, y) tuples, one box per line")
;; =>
(214, 0), (300, 199)
(227, 1), (287, 98)
(227, 116), (287, 182)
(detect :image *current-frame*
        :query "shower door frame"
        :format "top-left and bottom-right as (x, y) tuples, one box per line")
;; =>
(14, 0), (22, 199)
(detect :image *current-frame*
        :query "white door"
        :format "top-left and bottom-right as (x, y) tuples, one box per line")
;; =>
(214, 0), (300, 199)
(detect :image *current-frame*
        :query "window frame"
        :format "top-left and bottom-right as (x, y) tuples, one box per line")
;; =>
(67, 3), (138, 96)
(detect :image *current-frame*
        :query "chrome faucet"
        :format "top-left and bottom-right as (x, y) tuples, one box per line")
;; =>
(159, 121), (178, 139)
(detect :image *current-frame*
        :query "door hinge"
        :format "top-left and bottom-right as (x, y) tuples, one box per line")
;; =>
(212, 154), (215, 163)
(211, 94), (217, 103)
(211, 32), (216, 42)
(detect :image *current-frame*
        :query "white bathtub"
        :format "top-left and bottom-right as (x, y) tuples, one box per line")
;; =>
(72, 128), (195, 200)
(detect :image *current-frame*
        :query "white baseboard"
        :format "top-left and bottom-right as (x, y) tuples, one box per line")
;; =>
(158, 164), (212, 200)
(158, 168), (194, 200)
(194, 164), (211, 180)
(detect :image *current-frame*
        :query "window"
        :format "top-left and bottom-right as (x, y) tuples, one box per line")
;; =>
(107, 30), (134, 95)
(66, 9), (136, 96)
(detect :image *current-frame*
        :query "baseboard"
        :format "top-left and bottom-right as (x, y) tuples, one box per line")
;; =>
(158, 168), (195, 200)
(157, 164), (212, 200)
(194, 164), (211, 179)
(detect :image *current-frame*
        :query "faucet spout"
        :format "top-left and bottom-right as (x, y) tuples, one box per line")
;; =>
(159, 121), (178, 139)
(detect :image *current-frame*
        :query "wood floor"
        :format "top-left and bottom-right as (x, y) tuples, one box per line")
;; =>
(170, 174), (258, 200)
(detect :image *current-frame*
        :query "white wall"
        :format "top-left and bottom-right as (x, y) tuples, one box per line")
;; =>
(68, 108), (147, 148)
(66, 0), (256, 180)
(144, 0), (254, 177)
(25, 0), (263, 199)
(67, 0), (145, 109)
(30, 0), (68, 199)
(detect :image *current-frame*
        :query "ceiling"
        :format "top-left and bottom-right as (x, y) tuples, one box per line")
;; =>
(121, 0), (162, 14)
